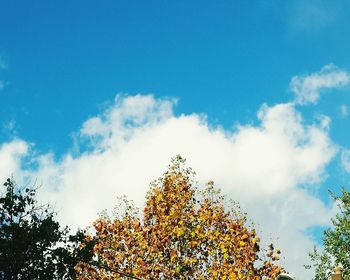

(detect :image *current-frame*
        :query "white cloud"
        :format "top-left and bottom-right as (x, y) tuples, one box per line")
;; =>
(290, 64), (350, 105)
(1, 93), (338, 279)
(340, 149), (350, 173)
(339, 104), (348, 118)
(79, 94), (175, 151)
(0, 140), (29, 180)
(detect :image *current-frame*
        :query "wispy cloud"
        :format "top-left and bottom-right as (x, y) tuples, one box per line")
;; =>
(0, 56), (7, 70)
(2, 120), (18, 137)
(283, 0), (349, 32)
(341, 149), (350, 173)
(290, 64), (350, 105)
(339, 104), (349, 118)
(0, 56), (7, 92)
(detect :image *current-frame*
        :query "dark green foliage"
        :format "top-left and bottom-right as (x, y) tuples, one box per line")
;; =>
(306, 188), (350, 280)
(0, 178), (94, 280)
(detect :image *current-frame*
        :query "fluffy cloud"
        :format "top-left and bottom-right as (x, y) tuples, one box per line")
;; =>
(1, 93), (338, 279)
(0, 140), (29, 180)
(290, 64), (349, 105)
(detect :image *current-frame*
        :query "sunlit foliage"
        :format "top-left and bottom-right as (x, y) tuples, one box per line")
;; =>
(77, 156), (283, 279)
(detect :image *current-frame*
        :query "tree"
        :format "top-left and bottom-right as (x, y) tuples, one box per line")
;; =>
(76, 155), (284, 279)
(306, 189), (350, 280)
(0, 178), (94, 280)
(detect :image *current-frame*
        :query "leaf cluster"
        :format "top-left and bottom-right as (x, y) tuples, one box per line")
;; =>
(0, 178), (94, 280)
(306, 188), (350, 280)
(77, 155), (284, 279)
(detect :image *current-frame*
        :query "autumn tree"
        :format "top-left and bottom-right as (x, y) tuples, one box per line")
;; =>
(76, 156), (283, 279)
(306, 189), (350, 280)
(0, 178), (94, 279)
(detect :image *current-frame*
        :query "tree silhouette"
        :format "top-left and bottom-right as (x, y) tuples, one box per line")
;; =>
(0, 178), (94, 279)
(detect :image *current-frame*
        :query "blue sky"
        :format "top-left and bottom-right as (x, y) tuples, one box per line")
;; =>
(1, 1), (350, 278)
(2, 0), (350, 151)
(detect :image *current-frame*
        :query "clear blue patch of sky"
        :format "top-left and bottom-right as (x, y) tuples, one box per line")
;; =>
(304, 225), (329, 247)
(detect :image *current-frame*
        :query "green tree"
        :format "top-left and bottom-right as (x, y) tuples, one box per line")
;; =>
(306, 189), (350, 280)
(0, 178), (94, 280)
